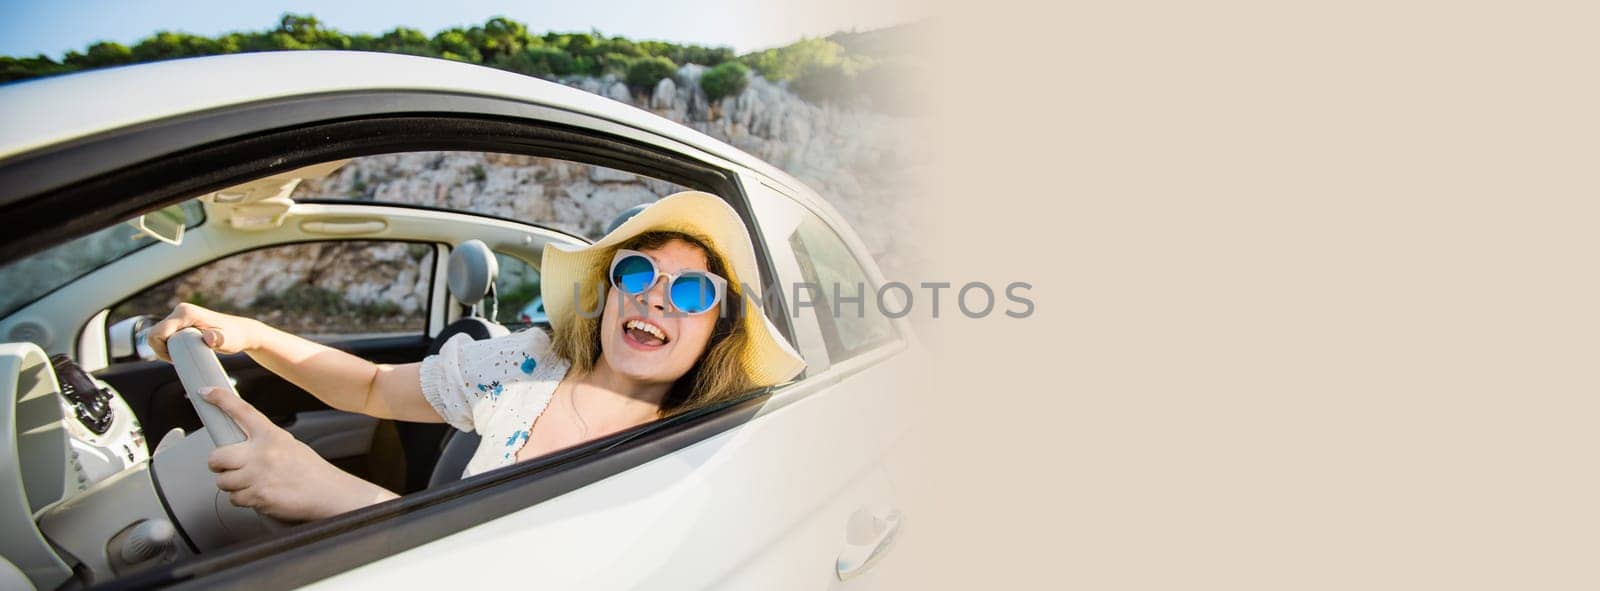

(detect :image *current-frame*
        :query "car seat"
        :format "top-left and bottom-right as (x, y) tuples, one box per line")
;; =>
(433, 239), (511, 349)
(399, 240), (507, 492)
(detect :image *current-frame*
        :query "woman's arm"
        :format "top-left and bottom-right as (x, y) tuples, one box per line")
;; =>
(146, 303), (443, 423)
(203, 387), (397, 521)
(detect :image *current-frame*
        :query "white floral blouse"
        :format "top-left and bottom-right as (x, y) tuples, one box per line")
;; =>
(418, 327), (571, 478)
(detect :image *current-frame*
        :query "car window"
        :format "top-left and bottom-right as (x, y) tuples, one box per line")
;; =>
(292, 151), (694, 242)
(787, 211), (897, 362)
(0, 200), (206, 318)
(494, 252), (543, 330)
(109, 240), (435, 345)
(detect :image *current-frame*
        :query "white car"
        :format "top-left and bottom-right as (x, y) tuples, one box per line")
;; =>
(0, 51), (921, 590)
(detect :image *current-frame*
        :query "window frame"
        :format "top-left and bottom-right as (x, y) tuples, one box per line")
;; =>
(785, 215), (900, 362)
(0, 92), (805, 588)
(486, 248), (544, 331)
(739, 175), (903, 370)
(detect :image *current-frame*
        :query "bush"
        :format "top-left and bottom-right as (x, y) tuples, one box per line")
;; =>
(625, 56), (677, 92)
(492, 46), (575, 77)
(431, 29), (482, 63)
(600, 52), (636, 75)
(740, 38), (848, 81)
(700, 61), (749, 102)
(131, 31), (226, 61)
(375, 27), (430, 51)
(790, 62), (855, 104)
(64, 42), (134, 69)
(1, 56), (75, 83)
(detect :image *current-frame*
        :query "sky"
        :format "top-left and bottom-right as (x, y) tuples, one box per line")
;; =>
(0, 0), (930, 59)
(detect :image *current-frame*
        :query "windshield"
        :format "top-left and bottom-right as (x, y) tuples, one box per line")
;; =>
(0, 201), (206, 318)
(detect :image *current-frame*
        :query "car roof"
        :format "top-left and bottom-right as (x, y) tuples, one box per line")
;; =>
(0, 51), (814, 200)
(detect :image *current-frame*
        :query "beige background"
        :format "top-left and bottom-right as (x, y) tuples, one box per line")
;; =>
(884, 0), (1600, 588)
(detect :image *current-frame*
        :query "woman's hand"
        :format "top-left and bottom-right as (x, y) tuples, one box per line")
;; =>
(146, 303), (262, 362)
(202, 387), (398, 522)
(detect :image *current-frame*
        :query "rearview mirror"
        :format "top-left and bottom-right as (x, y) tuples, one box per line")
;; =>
(128, 204), (187, 245)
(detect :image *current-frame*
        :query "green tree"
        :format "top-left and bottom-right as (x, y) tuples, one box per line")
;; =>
(477, 17), (528, 62)
(790, 62), (855, 103)
(368, 27), (434, 56)
(131, 31), (224, 61)
(272, 13), (350, 49)
(492, 46), (576, 77)
(741, 38), (850, 81)
(600, 52), (636, 75)
(700, 46), (736, 66)
(230, 31), (305, 52)
(279, 14), (322, 44)
(379, 27), (429, 48)
(700, 61), (749, 101)
(561, 33), (597, 55)
(679, 45), (735, 67)
(625, 56), (677, 92)
(595, 37), (645, 60)
(431, 29), (482, 63)
(64, 42), (133, 68)
(571, 54), (599, 76)
(1, 55), (75, 83)
(348, 33), (378, 51)
(638, 40), (673, 60)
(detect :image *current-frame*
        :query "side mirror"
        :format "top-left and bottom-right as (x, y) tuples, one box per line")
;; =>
(107, 315), (157, 362)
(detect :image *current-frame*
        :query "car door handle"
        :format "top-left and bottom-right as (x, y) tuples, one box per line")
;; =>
(836, 507), (904, 581)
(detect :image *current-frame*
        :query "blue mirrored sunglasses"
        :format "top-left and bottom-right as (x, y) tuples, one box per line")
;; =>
(608, 249), (728, 315)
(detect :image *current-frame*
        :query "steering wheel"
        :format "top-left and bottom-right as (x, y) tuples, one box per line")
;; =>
(165, 328), (249, 447)
(158, 329), (288, 536)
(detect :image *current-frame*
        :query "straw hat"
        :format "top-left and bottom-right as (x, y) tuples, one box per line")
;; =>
(540, 190), (806, 387)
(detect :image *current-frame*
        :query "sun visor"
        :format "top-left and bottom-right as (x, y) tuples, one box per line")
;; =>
(198, 159), (350, 230)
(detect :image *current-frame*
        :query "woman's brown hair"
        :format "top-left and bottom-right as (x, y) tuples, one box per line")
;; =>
(549, 230), (754, 417)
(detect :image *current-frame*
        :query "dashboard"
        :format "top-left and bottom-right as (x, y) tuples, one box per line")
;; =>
(4, 336), (292, 590)
(51, 353), (148, 492)
(1, 341), (154, 589)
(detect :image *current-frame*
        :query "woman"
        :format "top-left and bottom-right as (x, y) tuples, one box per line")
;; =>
(145, 191), (805, 522)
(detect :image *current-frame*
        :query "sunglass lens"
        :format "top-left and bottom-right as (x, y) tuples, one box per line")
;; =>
(612, 255), (656, 294)
(670, 274), (718, 314)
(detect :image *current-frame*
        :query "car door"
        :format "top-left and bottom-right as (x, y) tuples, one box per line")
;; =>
(724, 175), (923, 589)
(299, 174), (921, 590)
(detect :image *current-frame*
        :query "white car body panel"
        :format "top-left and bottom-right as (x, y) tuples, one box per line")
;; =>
(0, 51), (814, 204)
(307, 342), (913, 590)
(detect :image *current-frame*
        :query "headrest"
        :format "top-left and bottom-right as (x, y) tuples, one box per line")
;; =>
(447, 240), (498, 306)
